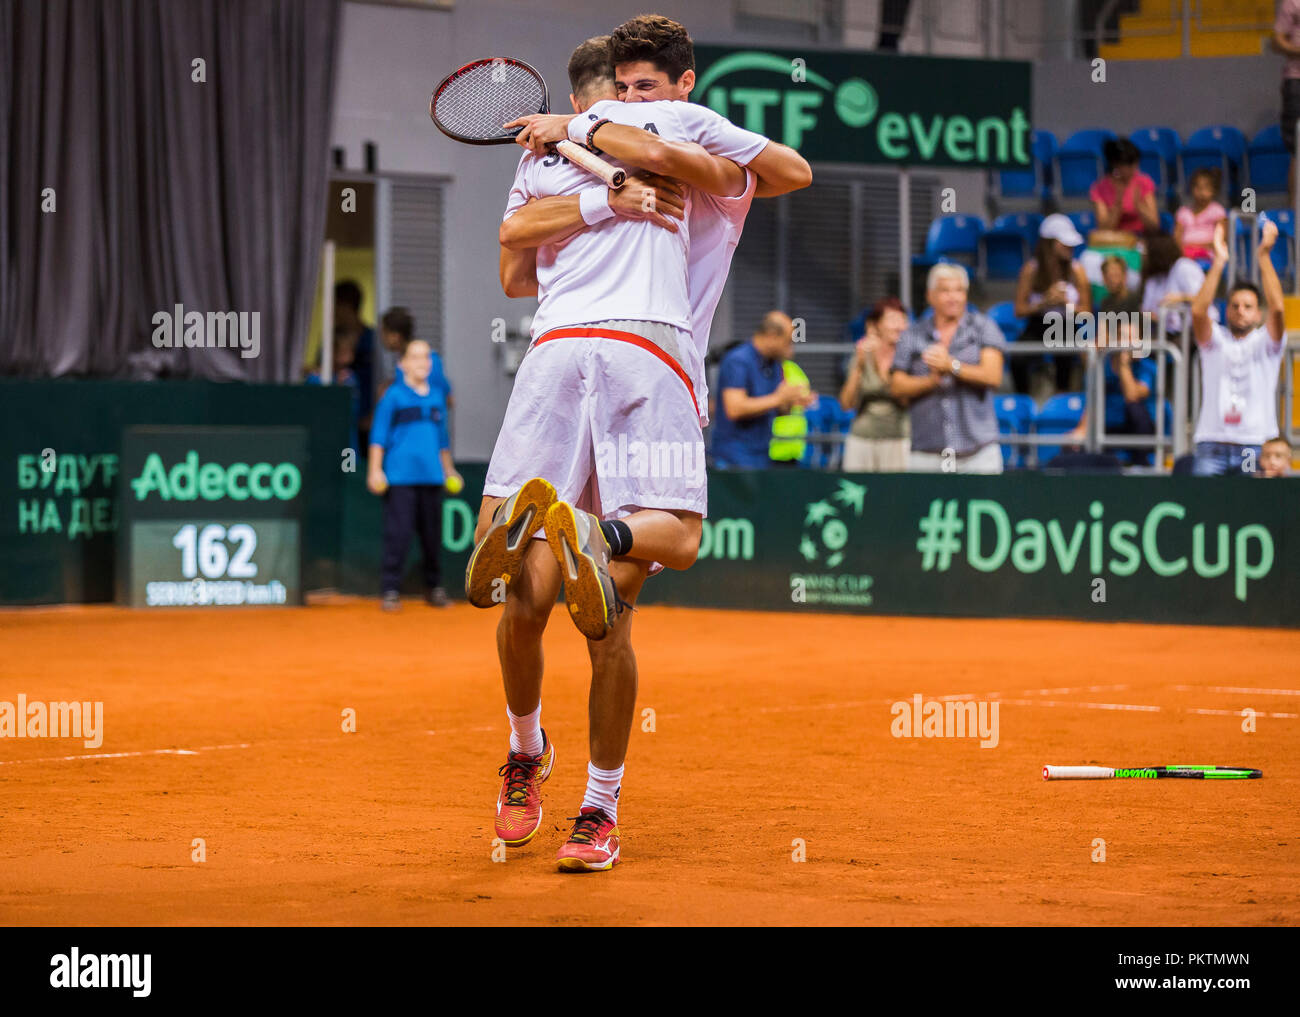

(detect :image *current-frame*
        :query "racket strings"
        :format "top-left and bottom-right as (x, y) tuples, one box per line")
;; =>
(435, 62), (545, 141)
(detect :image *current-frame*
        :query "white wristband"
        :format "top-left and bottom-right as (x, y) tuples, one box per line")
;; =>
(568, 114), (596, 147)
(579, 187), (615, 225)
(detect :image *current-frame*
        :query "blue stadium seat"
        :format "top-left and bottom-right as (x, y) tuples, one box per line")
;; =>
(1248, 125), (1290, 197)
(986, 301), (1026, 345)
(800, 394), (846, 469)
(1181, 125), (1247, 193)
(1056, 129), (1117, 198)
(1034, 393), (1086, 465)
(997, 130), (1057, 202)
(995, 394), (1035, 469)
(982, 212), (1042, 279)
(1159, 210), (1175, 235)
(1132, 126), (1182, 204)
(912, 214), (985, 270)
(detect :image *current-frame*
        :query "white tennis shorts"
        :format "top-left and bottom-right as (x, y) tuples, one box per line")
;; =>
(484, 319), (708, 521)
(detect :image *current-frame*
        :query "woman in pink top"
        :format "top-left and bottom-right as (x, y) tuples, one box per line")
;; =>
(1090, 137), (1160, 241)
(1175, 167), (1227, 262)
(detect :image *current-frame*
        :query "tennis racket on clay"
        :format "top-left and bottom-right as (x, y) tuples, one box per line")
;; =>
(430, 57), (626, 188)
(1043, 764), (1261, 780)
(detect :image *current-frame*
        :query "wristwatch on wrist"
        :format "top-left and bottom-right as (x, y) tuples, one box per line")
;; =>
(950, 358), (963, 377)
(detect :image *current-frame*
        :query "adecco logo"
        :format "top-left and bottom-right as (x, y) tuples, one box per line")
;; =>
(696, 50), (1030, 163)
(129, 451), (302, 502)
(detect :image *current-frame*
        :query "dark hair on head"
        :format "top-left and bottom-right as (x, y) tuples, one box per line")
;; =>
(1103, 137), (1141, 172)
(866, 296), (905, 324)
(1032, 235), (1073, 294)
(567, 35), (614, 98)
(381, 306), (414, 341)
(610, 14), (694, 83)
(1141, 231), (1182, 284)
(1188, 166), (1222, 195)
(1228, 280), (1261, 302)
(335, 280), (362, 312)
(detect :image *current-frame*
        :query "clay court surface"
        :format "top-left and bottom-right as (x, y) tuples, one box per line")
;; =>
(1, 601), (1296, 926)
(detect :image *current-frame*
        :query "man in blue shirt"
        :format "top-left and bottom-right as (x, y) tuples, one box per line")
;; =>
(368, 338), (462, 610)
(709, 311), (812, 468)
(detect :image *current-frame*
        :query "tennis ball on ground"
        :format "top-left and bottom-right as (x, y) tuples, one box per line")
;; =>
(445, 474), (464, 495)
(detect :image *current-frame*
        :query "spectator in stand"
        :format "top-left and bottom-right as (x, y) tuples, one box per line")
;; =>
(711, 311), (815, 469)
(1274, 0), (1300, 201)
(1099, 254), (1141, 315)
(1090, 138), (1160, 244)
(1012, 214), (1092, 394)
(1259, 437), (1293, 477)
(1188, 220), (1287, 476)
(379, 307), (452, 408)
(839, 297), (910, 472)
(368, 336), (462, 610)
(1174, 168), (1226, 264)
(335, 280), (377, 446)
(770, 343), (816, 467)
(305, 326), (362, 453)
(1064, 317), (1156, 466)
(890, 263), (1006, 474)
(1141, 231), (1206, 338)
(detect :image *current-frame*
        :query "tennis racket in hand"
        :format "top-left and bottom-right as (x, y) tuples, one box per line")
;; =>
(430, 57), (625, 188)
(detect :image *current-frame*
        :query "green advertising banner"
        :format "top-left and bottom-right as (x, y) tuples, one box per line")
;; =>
(342, 467), (1298, 629)
(118, 427), (309, 607)
(693, 45), (1032, 168)
(1, 380), (351, 604)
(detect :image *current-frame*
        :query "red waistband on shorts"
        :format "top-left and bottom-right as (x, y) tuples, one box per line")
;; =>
(535, 326), (700, 418)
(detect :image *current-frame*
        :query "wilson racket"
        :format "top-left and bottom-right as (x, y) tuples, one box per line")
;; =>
(1043, 764), (1262, 780)
(430, 57), (626, 188)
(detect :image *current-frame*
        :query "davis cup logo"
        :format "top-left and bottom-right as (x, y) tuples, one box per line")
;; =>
(790, 480), (873, 608)
(799, 479), (866, 569)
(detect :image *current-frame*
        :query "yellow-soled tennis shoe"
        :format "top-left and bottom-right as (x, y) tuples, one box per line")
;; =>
(464, 477), (556, 607)
(544, 501), (620, 641)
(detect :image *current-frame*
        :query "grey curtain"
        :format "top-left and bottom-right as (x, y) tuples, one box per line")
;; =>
(0, 0), (340, 380)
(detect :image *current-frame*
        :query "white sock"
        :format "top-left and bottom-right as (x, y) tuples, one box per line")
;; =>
(582, 761), (624, 823)
(507, 704), (543, 757)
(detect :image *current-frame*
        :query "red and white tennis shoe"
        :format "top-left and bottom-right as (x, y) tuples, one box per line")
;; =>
(556, 806), (620, 872)
(493, 730), (555, 847)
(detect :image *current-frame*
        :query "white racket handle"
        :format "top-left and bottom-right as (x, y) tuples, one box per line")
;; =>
(1043, 765), (1114, 780)
(556, 140), (626, 189)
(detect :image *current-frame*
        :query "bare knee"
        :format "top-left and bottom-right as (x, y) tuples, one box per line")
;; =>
(500, 592), (550, 640)
(671, 513), (702, 569)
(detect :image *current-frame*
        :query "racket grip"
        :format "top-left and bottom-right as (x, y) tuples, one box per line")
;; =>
(1043, 765), (1113, 780)
(556, 140), (626, 189)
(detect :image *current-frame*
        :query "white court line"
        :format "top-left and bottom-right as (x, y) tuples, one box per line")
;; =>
(0, 746), (217, 766)
(992, 698), (1297, 720)
(1173, 686), (1300, 696)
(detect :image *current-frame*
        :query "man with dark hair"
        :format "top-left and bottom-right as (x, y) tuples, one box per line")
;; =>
(609, 13), (695, 85)
(335, 279), (377, 446)
(1188, 220), (1287, 476)
(710, 311), (812, 469)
